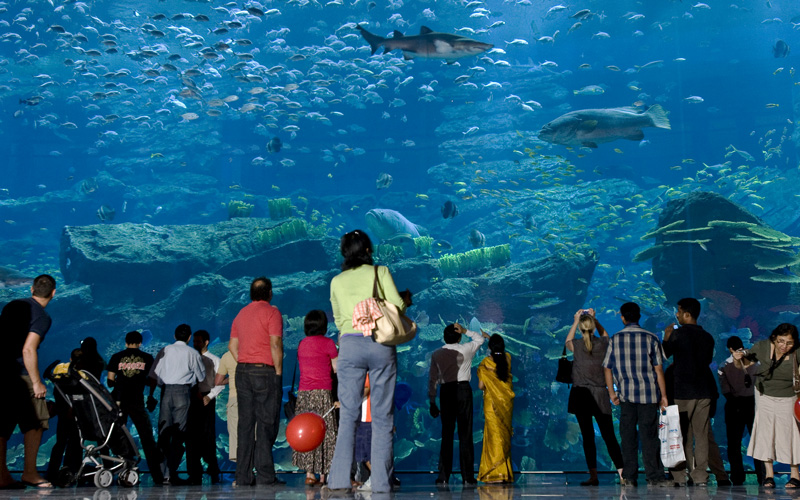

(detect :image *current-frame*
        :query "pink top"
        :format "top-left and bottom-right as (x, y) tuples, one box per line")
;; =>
(353, 297), (383, 335)
(298, 335), (338, 391)
(230, 301), (283, 365)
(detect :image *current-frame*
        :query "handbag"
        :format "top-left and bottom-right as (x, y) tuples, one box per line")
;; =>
(283, 361), (297, 420)
(555, 345), (573, 384)
(659, 404), (686, 468)
(371, 266), (417, 346)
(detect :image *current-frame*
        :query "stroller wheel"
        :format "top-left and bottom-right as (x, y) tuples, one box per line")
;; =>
(94, 469), (113, 488)
(119, 469), (139, 487)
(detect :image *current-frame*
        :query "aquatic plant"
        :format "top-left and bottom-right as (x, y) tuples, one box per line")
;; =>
(227, 200), (254, 219)
(268, 197), (292, 220)
(640, 219), (686, 240)
(527, 313), (560, 334)
(375, 244), (403, 265)
(751, 272), (800, 283)
(256, 218), (308, 248)
(632, 244), (665, 262)
(437, 244), (511, 278)
(413, 236), (434, 257)
(700, 289), (741, 319)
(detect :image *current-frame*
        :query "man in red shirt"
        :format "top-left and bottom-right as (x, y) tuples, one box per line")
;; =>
(229, 277), (284, 486)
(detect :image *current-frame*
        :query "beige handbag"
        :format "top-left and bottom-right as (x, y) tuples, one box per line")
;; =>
(371, 266), (417, 346)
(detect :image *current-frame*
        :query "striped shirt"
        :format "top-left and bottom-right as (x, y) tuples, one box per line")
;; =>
(602, 324), (665, 404)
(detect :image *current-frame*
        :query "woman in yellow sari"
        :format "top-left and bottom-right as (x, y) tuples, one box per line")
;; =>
(477, 334), (515, 483)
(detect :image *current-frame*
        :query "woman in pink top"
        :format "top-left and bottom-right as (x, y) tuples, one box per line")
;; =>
(292, 310), (339, 486)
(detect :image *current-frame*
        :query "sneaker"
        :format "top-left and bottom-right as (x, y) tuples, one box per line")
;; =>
(357, 478), (371, 492)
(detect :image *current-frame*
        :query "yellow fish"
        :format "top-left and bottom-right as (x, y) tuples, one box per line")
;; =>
(415, 193), (429, 200)
(150, 152), (164, 158)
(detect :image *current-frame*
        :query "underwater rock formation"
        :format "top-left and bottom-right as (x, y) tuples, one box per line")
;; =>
(60, 218), (338, 303)
(639, 191), (800, 313)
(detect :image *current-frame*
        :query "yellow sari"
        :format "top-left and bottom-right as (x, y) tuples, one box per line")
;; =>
(477, 353), (515, 483)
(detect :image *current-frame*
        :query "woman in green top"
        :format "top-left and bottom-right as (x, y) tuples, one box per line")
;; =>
(325, 230), (411, 494)
(739, 323), (800, 489)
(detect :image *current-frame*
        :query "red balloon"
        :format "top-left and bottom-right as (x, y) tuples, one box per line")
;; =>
(286, 412), (327, 452)
(795, 399), (800, 423)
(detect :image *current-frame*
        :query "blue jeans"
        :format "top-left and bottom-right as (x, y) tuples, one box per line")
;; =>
(235, 363), (281, 485)
(157, 385), (191, 479)
(328, 336), (397, 493)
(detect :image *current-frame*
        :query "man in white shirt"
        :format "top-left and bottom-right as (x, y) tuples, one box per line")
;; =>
(428, 322), (489, 486)
(150, 324), (205, 485)
(187, 329), (222, 485)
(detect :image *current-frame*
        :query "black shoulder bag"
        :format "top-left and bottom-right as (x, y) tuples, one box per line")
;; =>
(555, 345), (573, 385)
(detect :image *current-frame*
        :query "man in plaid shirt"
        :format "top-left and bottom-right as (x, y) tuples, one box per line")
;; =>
(603, 302), (670, 487)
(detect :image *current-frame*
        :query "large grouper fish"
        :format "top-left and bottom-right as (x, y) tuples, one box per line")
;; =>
(538, 104), (671, 148)
(357, 25), (493, 63)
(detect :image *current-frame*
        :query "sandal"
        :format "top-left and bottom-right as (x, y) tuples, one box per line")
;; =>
(786, 478), (800, 489)
(763, 477), (776, 488)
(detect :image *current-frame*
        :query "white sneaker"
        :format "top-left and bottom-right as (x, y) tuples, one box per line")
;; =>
(357, 477), (372, 492)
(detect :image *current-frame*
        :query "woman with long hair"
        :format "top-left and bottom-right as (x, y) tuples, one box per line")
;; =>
(477, 334), (514, 483)
(565, 308), (623, 486)
(324, 230), (411, 494)
(740, 323), (800, 489)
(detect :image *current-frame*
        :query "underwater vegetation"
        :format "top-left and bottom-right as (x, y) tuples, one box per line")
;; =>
(268, 198), (293, 220)
(256, 218), (308, 248)
(375, 244), (404, 265)
(437, 244), (511, 278)
(413, 236), (434, 257)
(227, 200), (254, 219)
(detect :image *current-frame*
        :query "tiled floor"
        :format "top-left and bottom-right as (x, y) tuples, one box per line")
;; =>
(0, 472), (780, 500)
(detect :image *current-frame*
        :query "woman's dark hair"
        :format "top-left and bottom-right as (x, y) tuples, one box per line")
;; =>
(488, 334), (509, 382)
(304, 309), (328, 336)
(769, 323), (800, 350)
(340, 230), (374, 271)
(80, 336), (105, 379)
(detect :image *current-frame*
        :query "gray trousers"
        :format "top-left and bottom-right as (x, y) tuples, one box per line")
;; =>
(672, 398), (711, 483)
(327, 335), (396, 493)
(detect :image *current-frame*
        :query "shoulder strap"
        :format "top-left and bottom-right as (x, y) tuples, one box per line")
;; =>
(372, 265), (383, 299)
(561, 345), (567, 357)
(290, 353), (298, 390)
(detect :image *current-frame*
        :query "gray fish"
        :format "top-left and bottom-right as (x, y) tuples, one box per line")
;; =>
(441, 200), (458, 219)
(365, 208), (424, 240)
(469, 229), (485, 248)
(774, 39), (790, 58)
(539, 105), (671, 148)
(0, 266), (32, 288)
(267, 137), (282, 153)
(97, 205), (115, 222)
(357, 25), (493, 63)
(376, 172), (393, 189)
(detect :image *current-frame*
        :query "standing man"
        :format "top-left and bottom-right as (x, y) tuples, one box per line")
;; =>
(215, 350), (238, 464)
(428, 322), (489, 486)
(663, 297), (715, 486)
(187, 329), (222, 485)
(603, 302), (670, 487)
(718, 335), (763, 485)
(150, 324), (205, 485)
(0, 274), (56, 489)
(229, 277), (284, 486)
(106, 330), (164, 485)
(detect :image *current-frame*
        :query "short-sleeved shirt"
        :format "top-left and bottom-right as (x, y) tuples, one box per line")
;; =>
(662, 324), (715, 399)
(571, 336), (610, 388)
(718, 356), (758, 398)
(602, 324), (665, 404)
(298, 335), (338, 391)
(230, 300), (283, 365)
(749, 339), (797, 398)
(218, 351), (237, 401)
(0, 298), (52, 375)
(107, 348), (154, 402)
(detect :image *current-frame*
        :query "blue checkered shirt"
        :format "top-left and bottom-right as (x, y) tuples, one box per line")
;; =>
(602, 324), (665, 404)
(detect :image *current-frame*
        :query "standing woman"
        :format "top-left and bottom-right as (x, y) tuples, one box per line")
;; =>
(741, 323), (800, 489)
(565, 309), (624, 486)
(477, 334), (514, 483)
(325, 230), (411, 494)
(292, 310), (339, 486)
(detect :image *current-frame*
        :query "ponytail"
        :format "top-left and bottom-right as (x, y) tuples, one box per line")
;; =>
(579, 316), (595, 355)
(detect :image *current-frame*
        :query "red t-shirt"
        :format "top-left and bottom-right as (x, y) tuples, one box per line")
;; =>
(230, 301), (283, 365)
(298, 335), (338, 391)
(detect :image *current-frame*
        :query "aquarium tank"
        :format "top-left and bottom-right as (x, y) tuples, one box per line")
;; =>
(1, 0), (798, 477)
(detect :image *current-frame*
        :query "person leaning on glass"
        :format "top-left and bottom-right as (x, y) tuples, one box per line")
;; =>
(736, 323), (800, 489)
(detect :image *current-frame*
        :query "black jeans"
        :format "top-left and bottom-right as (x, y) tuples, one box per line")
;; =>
(236, 363), (281, 486)
(46, 395), (82, 481)
(437, 381), (475, 481)
(576, 411), (624, 470)
(725, 395), (764, 484)
(619, 401), (662, 482)
(120, 398), (164, 484)
(187, 393), (220, 481)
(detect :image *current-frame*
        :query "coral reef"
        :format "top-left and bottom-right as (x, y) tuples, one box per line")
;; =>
(268, 197), (292, 220)
(413, 236), (434, 257)
(437, 244), (511, 278)
(256, 218), (308, 247)
(227, 200), (254, 219)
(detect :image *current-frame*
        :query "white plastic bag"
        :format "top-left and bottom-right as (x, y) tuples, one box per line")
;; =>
(659, 405), (686, 468)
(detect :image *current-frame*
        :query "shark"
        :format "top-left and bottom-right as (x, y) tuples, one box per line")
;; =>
(357, 25), (493, 63)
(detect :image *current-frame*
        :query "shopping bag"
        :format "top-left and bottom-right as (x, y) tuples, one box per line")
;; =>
(658, 404), (686, 468)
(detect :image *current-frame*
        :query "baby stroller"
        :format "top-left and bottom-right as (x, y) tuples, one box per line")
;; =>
(45, 361), (140, 488)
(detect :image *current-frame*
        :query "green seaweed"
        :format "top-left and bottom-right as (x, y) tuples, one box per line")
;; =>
(413, 236), (434, 257)
(256, 218), (308, 247)
(375, 244), (403, 265)
(751, 272), (800, 283)
(755, 253), (800, 270)
(708, 220), (758, 229)
(633, 245), (665, 262)
(227, 200), (254, 219)
(437, 244), (511, 278)
(268, 197), (292, 220)
(640, 219), (686, 240)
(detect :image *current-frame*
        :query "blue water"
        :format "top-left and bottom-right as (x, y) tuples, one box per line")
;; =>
(1, 0), (796, 474)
